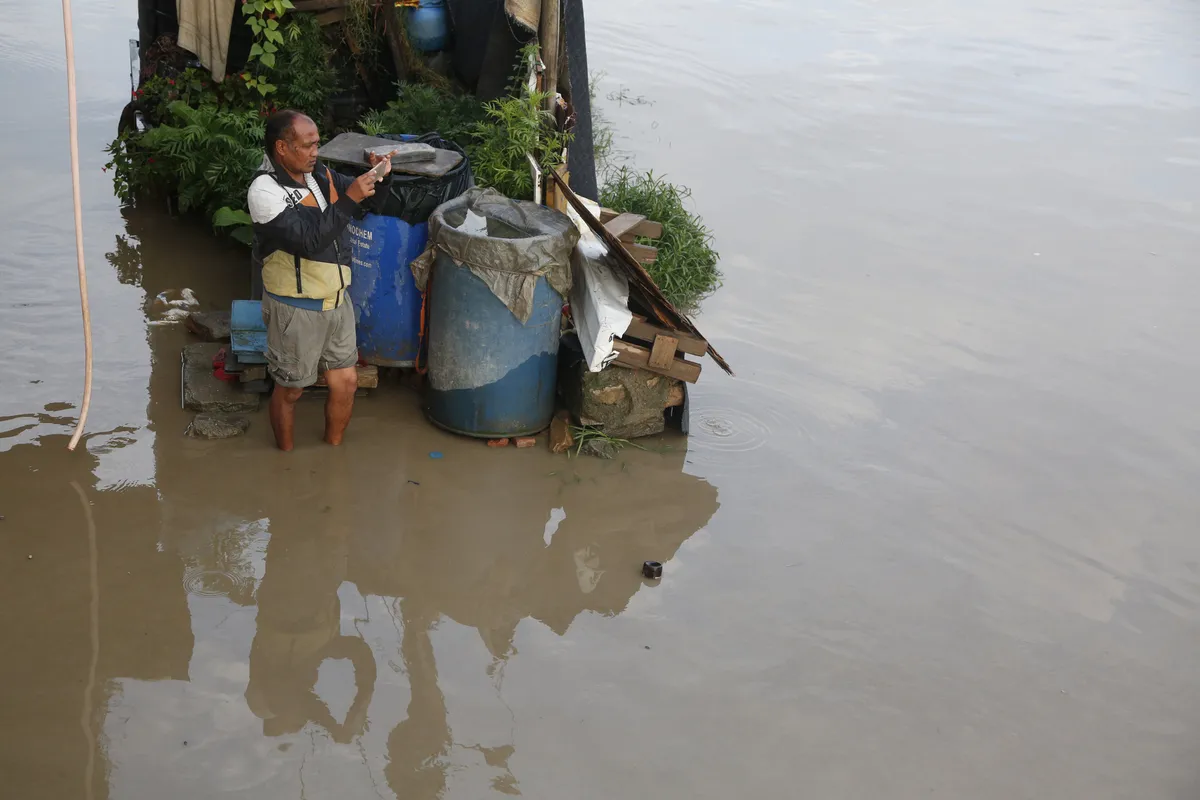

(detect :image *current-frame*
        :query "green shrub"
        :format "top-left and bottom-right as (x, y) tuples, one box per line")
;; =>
(358, 82), (485, 144)
(134, 67), (261, 124)
(601, 168), (721, 313)
(106, 102), (264, 219)
(274, 13), (340, 124)
(360, 83), (569, 202)
(469, 91), (571, 201)
(212, 207), (255, 245)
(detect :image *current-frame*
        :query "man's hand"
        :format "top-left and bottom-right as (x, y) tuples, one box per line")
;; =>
(365, 150), (397, 178)
(347, 151), (396, 203)
(346, 171), (379, 203)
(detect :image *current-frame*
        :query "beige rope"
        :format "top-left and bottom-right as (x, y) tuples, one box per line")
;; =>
(71, 481), (100, 800)
(62, 0), (93, 452)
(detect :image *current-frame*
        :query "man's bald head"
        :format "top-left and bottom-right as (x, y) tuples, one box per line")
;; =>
(265, 110), (320, 178)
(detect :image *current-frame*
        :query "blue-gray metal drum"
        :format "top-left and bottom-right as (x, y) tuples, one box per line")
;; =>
(425, 252), (562, 437)
(347, 213), (427, 367)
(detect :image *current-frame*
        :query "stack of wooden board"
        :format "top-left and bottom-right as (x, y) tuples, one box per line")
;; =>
(599, 209), (663, 267)
(613, 315), (705, 384)
(546, 169), (732, 377)
(597, 208), (707, 385)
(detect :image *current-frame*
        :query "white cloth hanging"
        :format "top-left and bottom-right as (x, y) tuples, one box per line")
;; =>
(176, 0), (237, 80)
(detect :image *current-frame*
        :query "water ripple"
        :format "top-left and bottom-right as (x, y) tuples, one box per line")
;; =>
(182, 566), (255, 600)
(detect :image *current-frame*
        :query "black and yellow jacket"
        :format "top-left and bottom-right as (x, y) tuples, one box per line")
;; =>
(248, 158), (376, 311)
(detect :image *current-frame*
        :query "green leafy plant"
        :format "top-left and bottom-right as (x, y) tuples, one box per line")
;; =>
(469, 90), (572, 201)
(103, 131), (161, 206)
(600, 168), (721, 313)
(106, 102), (264, 218)
(358, 82), (485, 142)
(212, 206), (255, 245)
(273, 12), (340, 123)
(134, 67), (264, 122)
(135, 69), (216, 121)
(364, 43), (571, 200)
(240, 0), (296, 96)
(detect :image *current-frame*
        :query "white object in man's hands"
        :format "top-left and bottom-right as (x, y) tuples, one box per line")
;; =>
(369, 157), (389, 182)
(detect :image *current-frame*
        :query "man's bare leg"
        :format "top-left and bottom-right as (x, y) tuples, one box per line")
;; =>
(270, 385), (305, 451)
(323, 366), (357, 446)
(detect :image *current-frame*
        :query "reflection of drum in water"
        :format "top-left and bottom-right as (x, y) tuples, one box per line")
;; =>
(348, 438), (720, 653)
(342, 440), (719, 799)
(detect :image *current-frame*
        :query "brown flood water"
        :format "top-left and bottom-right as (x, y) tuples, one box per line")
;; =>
(4, 0), (1200, 798)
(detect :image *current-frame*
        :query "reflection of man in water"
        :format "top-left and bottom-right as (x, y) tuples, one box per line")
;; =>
(384, 600), (519, 798)
(385, 601), (452, 797)
(244, 500), (375, 741)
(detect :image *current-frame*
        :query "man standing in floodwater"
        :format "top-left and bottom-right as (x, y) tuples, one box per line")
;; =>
(248, 110), (393, 451)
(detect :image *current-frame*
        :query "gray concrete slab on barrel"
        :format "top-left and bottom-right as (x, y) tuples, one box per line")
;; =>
(182, 343), (261, 413)
(319, 132), (463, 177)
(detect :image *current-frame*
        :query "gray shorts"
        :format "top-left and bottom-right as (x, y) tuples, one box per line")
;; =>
(261, 294), (358, 388)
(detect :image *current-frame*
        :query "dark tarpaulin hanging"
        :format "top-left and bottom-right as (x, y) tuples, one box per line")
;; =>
(446, 0), (598, 200)
(562, 0), (597, 201)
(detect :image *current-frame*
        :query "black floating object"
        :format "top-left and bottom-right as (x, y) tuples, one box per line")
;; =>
(642, 561), (663, 580)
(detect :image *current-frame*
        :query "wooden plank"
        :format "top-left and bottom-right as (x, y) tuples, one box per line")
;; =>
(382, 2), (412, 82)
(292, 0), (347, 11)
(550, 164), (570, 213)
(624, 242), (657, 264)
(341, 23), (376, 95)
(315, 365), (379, 389)
(613, 339), (702, 383)
(599, 209), (663, 240)
(303, 388), (369, 399)
(602, 212), (646, 240)
(624, 315), (707, 356)
(239, 365), (267, 382)
(315, 7), (346, 25)
(648, 335), (679, 370)
(540, 0), (561, 108)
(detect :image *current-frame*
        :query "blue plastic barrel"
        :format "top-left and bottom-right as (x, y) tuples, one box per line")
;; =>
(347, 213), (427, 367)
(425, 253), (563, 437)
(406, 0), (448, 53)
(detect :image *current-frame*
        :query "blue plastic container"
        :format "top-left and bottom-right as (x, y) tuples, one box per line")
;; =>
(347, 213), (428, 367)
(406, 0), (448, 53)
(425, 253), (563, 438)
(230, 299), (267, 364)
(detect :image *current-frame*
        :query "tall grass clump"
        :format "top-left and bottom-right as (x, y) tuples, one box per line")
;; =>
(600, 168), (721, 313)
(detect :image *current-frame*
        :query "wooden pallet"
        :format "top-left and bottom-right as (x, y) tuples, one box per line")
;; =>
(314, 364), (380, 389)
(599, 209), (662, 265)
(545, 168), (732, 375)
(611, 313), (707, 383)
(612, 339), (701, 383)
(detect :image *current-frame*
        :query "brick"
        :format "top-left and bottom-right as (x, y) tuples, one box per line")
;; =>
(549, 411), (573, 454)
